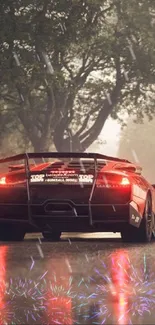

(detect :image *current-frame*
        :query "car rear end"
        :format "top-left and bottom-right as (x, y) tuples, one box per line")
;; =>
(28, 155), (103, 231)
(0, 153), (138, 233)
(25, 153), (133, 232)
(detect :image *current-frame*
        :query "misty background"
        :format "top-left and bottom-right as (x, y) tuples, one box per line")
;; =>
(0, 0), (155, 181)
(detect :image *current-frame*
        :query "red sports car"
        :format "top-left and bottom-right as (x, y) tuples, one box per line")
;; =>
(0, 152), (154, 243)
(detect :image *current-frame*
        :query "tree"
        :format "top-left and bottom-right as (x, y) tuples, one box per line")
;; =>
(0, 0), (155, 152)
(118, 116), (155, 183)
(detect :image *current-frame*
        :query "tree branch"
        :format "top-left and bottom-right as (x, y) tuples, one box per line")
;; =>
(61, 54), (74, 80)
(73, 58), (101, 91)
(75, 106), (99, 138)
(80, 57), (124, 149)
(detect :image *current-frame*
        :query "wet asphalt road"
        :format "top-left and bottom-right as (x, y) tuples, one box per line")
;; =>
(0, 232), (155, 325)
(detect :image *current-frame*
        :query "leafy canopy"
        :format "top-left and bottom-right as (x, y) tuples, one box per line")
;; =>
(0, 0), (155, 153)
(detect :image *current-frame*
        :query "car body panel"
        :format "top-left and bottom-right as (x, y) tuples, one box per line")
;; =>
(0, 152), (154, 233)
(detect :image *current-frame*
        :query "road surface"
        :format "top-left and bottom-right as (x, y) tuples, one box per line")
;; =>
(0, 232), (154, 324)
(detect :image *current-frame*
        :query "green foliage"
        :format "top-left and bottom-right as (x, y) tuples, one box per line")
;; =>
(0, 0), (155, 153)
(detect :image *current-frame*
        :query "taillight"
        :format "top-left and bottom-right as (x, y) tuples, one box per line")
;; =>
(0, 177), (6, 185)
(96, 173), (130, 188)
(120, 177), (130, 186)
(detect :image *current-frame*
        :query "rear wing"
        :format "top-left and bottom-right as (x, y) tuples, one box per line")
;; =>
(0, 152), (132, 180)
(0, 152), (131, 164)
(114, 162), (142, 175)
(0, 151), (132, 187)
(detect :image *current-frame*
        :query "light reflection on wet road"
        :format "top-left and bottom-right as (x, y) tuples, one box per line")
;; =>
(0, 232), (155, 324)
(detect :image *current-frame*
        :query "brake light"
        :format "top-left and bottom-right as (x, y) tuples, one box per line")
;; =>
(96, 173), (130, 188)
(121, 177), (130, 185)
(0, 177), (6, 185)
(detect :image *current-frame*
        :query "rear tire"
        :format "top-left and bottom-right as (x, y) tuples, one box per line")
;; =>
(121, 194), (153, 243)
(0, 224), (25, 242)
(42, 231), (61, 241)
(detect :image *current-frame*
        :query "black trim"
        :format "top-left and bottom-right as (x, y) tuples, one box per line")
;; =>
(0, 152), (131, 163)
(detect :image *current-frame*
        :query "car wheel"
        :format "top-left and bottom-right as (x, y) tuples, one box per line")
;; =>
(121, 194), (153, 243)
(0, 224), (25, 242)
(139, 194), (153, 242)
(42, 231), (61, 241)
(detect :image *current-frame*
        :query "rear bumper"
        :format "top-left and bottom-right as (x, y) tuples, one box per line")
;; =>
(0, 200), (142, 232)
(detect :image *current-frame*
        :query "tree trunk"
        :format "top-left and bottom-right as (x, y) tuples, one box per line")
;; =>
(29, 134), (50, 152)
(54, 135), (84, 152)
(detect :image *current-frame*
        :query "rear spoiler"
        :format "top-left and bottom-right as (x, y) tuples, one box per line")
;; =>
(8, 164), (25, 171)
(114, 163), (142, 174)
(0, 152), (131, 164)
(8, 164), (35, 171)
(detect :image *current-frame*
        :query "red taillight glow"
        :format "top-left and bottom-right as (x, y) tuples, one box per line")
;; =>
(96, 173), (130, 188)
(120, 177), (130, 186)
(0, 177), (6, 185)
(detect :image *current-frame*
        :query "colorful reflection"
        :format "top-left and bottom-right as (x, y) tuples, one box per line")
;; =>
(0, 246), (9, 325)
(46, 296), (72, 325)
(45, 258), (73, 325)
(6, 276), (46, 324)
(0, 243), (154, 324)
(87, 249), (155, 324)
(110, 250), (130, 325)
